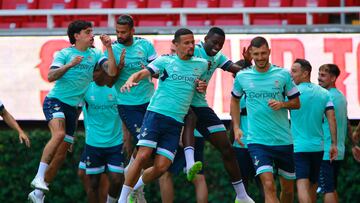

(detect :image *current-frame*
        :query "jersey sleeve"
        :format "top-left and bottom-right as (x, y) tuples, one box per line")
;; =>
(284, 70), (300, 99)
(50, 49), (67, 69)
(147, 56), (166, 75)
(231, 72), (244, 99)
(145, 40), (157, 62)
(218, 52), (233, 71)
(324, 91), (334, 112)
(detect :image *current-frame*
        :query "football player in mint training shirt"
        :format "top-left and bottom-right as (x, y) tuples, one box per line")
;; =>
(290, 59), (337, 203)
(28, 20), (120, 202)
(317, 64), (358, 203)
(231, 36), (300, 203)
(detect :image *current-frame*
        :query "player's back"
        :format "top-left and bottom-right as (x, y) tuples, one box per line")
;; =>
(291, 82), (332, 152)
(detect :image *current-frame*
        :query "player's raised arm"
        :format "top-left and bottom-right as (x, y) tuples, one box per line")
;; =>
(100, 34), (118, 77)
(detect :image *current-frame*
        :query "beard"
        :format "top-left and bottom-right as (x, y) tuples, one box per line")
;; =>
(117, 37), (130, 44)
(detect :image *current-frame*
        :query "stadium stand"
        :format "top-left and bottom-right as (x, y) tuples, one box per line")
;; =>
(0, 0), (359, 30)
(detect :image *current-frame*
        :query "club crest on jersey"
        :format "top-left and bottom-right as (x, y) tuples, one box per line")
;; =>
(108, 94), (114, 101)
(87, 56), (93, 62)
(207, 61), (212, 70)
(249, 82), (255, 88)
(274, 80), (279, 88)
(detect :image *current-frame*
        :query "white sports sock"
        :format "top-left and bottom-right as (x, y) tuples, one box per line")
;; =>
(35, 162), (49, 180)
(232, 180), (248, 199)
(134, 176), (145, 190)
(184, 146), (195, 171)
(106, 194), (117, 203)
(118, 185), (133, 203)
(34, 189), (44, 198)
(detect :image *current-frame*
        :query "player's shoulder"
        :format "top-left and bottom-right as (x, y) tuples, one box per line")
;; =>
(191, 55), (208, 63)
(134, 36), (152, 45)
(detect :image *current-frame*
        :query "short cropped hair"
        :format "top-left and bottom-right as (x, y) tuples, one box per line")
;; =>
(172, 28), (193, 43)
(250, 36), (269, 48)
(206, 27), (225, 38)
(319, 64), (340, 78)
(294, 58), (312, 73)
(116, 15), (134, 28)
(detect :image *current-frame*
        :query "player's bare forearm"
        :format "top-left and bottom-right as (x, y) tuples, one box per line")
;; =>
(47, 64), (73, 82)
(230, 96), (241, 129)
(282, 97), (300, 109)
(131, 69), (151, 83)
(326, 109), (338, 146)
(2, 109), (23, 134)
(102, 47), (117, 76)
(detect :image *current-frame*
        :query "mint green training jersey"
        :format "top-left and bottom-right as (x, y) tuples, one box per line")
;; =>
(233, 96), (249, 149)
(290, 82), (334, 153)
(232, 65), (300, 146)
(83, 82), (123, 148)
(323, 88), (348, 160)
(191, 42), (232, 107)
(48, 46), (107, 106)
(106, 37), (157, 105)
(146, 55), (208, 123)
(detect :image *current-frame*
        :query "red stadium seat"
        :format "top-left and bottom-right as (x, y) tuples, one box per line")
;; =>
(213, 14), (243, 25)
(250, 0), (286, 25)
(219, 0), (255, 7)
(288, 0), (329, 24)
(0, 23), (18, 29)
(76, 0), (113, 8)
(147, 0), (182, 8)
(186, 15), (212, 26)
(1, 0), (37, 9)
(113, 0), (147, 8)
(138, 15), (175, 26)
(38, 0), (76, 9)
(21, 22), (47, 28)
(183, 0), (219, 7)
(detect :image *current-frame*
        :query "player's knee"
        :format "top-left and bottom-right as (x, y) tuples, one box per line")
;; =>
(110, 175), (123, 187)
(89, 178), (100, 190)
(262, 180), (276, 193)
(281, 184), (294, 195)
(52, 131), (66, 143)
(135, 150), (152, 163)
(77, 169), (85, 179)
(154, 162), (170, 175)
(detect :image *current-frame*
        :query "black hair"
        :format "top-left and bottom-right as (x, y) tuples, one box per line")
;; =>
(250, 36), (269, 48)
(319, 64), (340, 78)
(294, 58), (312, 73)
(172, 28), (193, 43)
(116, 15), (134, 28)
(67, 20), (92, 45)
(206, 27), (225, 38)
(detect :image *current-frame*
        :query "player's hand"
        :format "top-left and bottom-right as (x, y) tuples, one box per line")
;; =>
(233, 127), (244, 147)
(100, 34), (112, 48)
(69, 56), (83, 67)
(329, 144), (338, 162)
(196, 79), (207, 93)
(19, 131), (30, 148)
(118, 49), (126, 70)
(353, 131), (360, 144)
(268, 99), (284, 111)
(242, 46), (252, 62)
(352, 146), (360, 162)
(120, 81), (138, 92)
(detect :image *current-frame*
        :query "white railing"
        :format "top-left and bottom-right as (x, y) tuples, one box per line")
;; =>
(0, 7), (359, 28)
